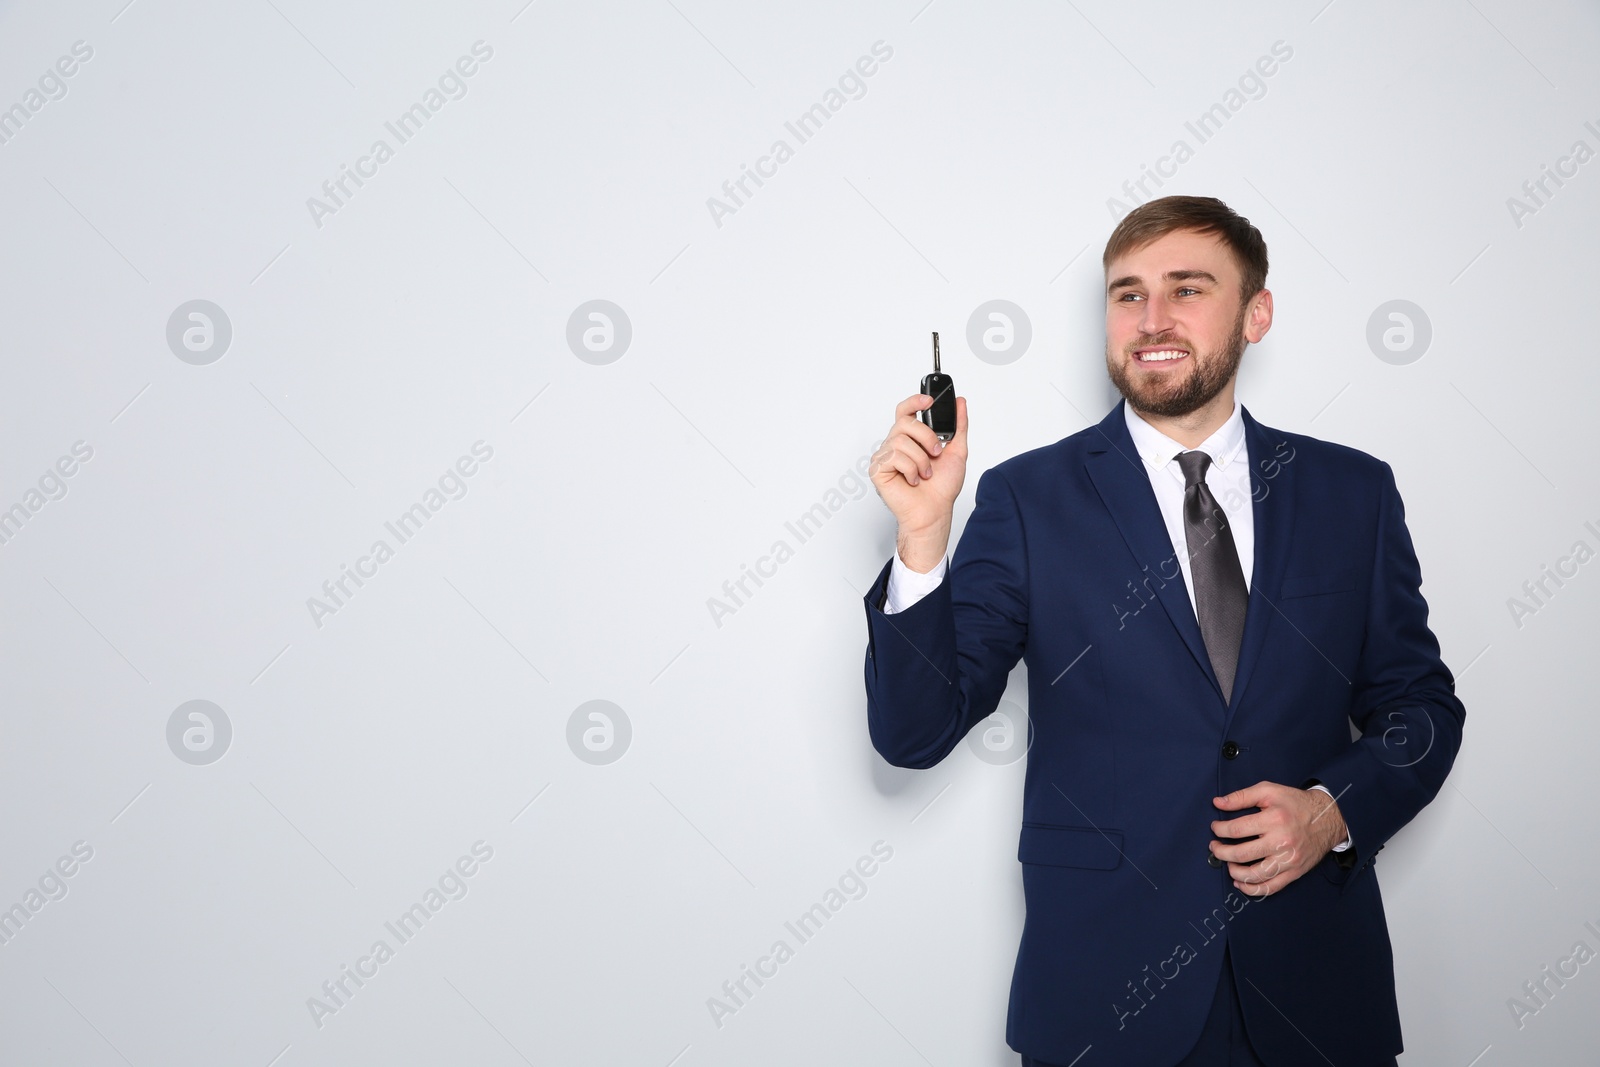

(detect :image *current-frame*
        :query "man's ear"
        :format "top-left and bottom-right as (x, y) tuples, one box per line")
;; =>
(1244, 288), (1273, 344)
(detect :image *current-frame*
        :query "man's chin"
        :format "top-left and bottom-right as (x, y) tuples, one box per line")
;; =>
(1127, 395), (1206, 419)
(1118, 380), (1200, 419)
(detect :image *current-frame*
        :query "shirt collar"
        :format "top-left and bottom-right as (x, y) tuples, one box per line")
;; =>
(1122, 397), (1246, 479)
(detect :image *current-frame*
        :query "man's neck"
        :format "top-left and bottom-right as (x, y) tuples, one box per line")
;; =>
(1128, 388), (1237, 450)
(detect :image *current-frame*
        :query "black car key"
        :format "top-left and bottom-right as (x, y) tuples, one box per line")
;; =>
(918, 331), (957, 443)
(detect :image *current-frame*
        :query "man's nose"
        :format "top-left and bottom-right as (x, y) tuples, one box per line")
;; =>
(1139, 293), (1175, 336)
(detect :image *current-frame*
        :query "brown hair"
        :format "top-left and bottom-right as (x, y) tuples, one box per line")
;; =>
(1102, 196), (1268, 306)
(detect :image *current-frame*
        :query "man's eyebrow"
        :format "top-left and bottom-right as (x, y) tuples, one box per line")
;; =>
(1106, 269), (1218, 294)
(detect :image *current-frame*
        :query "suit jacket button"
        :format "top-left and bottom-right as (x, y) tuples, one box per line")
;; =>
(1207, 851), (1223, 868)
(1221, 740), (1240, 760)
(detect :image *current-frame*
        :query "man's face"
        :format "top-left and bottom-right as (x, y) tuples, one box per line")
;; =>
(1103, 228), (1268, 419)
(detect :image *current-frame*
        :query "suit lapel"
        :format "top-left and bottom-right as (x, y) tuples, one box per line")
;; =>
(1083, 402), (1222, 702)
(1081, 402), (1297, 715)
(1225, 406), (1297, 716)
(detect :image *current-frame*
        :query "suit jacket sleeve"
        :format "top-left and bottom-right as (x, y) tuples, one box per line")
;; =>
(1304, 460), (1466, 877)
(861, 468), (1029, 769)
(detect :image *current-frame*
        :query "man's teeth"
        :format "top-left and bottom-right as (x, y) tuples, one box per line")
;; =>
(1137, 350), (1187, 361)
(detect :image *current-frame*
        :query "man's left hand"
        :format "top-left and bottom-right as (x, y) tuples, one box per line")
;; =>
(1210, 782), (1348, 898)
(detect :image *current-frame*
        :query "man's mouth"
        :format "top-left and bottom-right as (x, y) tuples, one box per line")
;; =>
(1133, 346), (1189, 364)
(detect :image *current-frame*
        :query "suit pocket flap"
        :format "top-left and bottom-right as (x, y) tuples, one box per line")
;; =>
(1018, 823), (1124, 870)
(1279, 569), (1359, 599)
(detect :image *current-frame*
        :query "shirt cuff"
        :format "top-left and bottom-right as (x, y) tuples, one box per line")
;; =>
(1308, 783), (1352, 852)
(884, 552), (948, 614)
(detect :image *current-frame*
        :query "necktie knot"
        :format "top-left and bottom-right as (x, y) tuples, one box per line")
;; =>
(1176, 450), (1213, 488)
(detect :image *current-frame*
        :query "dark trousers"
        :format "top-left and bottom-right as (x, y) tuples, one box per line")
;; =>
(1021, 944), (1402, 1066)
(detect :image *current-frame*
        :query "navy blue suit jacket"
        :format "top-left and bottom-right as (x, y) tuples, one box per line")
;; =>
(861, 401), (1464, 1066)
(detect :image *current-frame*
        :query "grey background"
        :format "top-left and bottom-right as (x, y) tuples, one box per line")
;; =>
(0, 0), (1595, 1064)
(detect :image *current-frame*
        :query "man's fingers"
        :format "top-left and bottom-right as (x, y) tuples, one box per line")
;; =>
(893, 393), (936, 420)
(1213, 783), (1307, 891)
(1252, 842), (1301, 879)
(886, 435), (938, 479)
(1217, 829), (1299, 865)
(893, 413), (947, 461)
(1226, 840), (1305, 886)
(1213, 781), (1279, 810)
(1213, 787), (1260, 810)
(1211, 815), (1257, 839)
(1235, 869), (1295, 897)
(877, 446), (929, 486)
(1211, 838), (1270, 866)
(887, 395), (966, 463)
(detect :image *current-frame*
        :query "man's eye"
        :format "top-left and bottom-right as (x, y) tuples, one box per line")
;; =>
(1176, 287), (1200, 297)
(1118, 293), (1143, 302)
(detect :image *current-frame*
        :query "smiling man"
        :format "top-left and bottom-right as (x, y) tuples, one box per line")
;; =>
(861, 195), (1464, 1066)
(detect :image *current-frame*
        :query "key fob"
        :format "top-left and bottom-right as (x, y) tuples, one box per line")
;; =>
(918, 331), (956, 442)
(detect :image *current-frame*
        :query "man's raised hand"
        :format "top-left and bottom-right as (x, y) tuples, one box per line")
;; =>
(870, 393), (969, 574)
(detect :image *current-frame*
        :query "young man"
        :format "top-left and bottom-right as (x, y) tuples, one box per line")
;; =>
(861, 196), (1464, 1066)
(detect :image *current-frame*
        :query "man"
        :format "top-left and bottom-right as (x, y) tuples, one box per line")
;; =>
(860, 196), (1464, 1066)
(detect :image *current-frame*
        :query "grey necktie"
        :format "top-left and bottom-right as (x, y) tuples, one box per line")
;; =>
(1177, 450), (1248, 702)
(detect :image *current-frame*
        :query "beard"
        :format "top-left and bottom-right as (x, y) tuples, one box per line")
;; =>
(1106, 303), (1248, 419)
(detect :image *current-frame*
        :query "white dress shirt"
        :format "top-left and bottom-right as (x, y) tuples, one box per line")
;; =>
(882, 398), (1351, 851)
